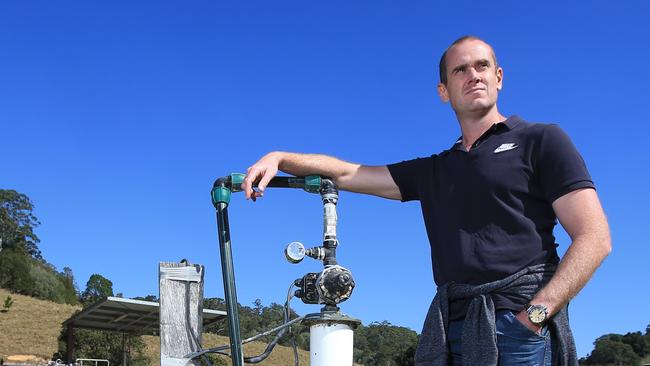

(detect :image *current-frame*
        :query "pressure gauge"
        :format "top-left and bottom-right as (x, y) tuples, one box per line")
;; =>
(285, 242), (306, 263)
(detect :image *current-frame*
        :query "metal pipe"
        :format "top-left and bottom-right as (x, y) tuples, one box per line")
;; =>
(320, 179), (339, 266)
(215, 202), (244, 366)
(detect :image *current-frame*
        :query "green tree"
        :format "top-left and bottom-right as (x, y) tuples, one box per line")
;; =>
(29, 262), (68, 303)
(396, 343), (417, 366)
(203, 297), (225, 311)
(80, 274), (114, 305)
(56, 328), (149, 366)
(0, 189), (41, 259)
(354, 321), (418, 366)
(0, 245), (34, 294)
(24, 262), (77, 304)
(59, 267), (80, 305)
(584, 337), (641, 366)
(132, 294), (158, 302)
(621, 331), (650, 358)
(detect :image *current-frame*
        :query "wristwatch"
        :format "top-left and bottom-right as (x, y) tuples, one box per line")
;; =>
(524, 303), (549, 325)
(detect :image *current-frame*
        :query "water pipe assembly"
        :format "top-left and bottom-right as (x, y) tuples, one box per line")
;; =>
(210, 174), (359, 366)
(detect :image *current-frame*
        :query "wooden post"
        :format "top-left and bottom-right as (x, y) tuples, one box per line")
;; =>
(159, 261), (205, 366)
(66, 323), (74, 364)
(122, 332), (127, 366)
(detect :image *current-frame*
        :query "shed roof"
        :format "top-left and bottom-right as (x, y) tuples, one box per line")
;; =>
(63, 296), (227, 335)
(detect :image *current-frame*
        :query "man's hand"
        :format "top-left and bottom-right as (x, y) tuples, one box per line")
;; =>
(239, 151), (401, 201)
(241, 152), (282, 201)
(526, 188), (611, 318)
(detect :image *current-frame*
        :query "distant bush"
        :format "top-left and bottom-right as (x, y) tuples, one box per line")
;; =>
(2, 295), (13, 312)
(0, 246), (79, 305)
(30, 263), (68, 303)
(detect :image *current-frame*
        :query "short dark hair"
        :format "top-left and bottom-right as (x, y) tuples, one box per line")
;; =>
(438, 35), (498, 85)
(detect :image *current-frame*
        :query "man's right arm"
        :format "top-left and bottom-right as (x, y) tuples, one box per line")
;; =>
(241, 151), (402, 201)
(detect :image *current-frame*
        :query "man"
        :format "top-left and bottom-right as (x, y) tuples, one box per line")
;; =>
(241, 36), (611, 365)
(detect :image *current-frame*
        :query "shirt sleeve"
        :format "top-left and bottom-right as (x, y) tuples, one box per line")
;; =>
(386, 156), (433, 202)
(536, 124), (595, 203)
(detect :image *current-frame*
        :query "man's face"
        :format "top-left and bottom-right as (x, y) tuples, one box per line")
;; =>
(438, 40), (503, 115)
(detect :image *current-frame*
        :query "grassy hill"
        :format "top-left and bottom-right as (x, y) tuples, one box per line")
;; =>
(0, 288), (79, 361)
(0, 288), (310, 365)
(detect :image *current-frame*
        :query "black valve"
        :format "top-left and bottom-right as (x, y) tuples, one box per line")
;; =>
(294, 273), (319, 304)
(293, 266), (355, 306)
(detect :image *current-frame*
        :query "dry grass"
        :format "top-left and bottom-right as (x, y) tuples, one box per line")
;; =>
(142, 333), (311, 366)
(0, 288), (315, 365)
(0, 288), (81, 361)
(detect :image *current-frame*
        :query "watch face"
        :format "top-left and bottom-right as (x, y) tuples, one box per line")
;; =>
(528, 306), (547, 324)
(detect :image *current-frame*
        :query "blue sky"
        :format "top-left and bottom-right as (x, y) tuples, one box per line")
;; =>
(1, 0), (649, 358)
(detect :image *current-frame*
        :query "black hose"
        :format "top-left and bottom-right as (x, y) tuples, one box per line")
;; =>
(185, 316), (305, 361)
(186, 282), (304, 364)
(243, 326), (288, 363)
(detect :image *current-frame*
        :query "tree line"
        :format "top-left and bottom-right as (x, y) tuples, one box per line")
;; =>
(0, 190), (78, 305)
(579, 326), (650, 366)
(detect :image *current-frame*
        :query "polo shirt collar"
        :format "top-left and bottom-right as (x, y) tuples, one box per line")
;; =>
(503, 115), (522, 130)
(451, 115), (522, 150)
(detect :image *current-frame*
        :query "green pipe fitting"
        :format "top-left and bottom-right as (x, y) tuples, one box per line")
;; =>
(304, 175), (321, 193)
(230, 173), (245, 192)
(211, 186), (232, 206)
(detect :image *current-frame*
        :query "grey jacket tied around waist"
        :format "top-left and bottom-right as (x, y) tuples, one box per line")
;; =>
(415, 263), (578, 366)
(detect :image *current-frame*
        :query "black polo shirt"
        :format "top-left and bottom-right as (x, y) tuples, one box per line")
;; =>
(387, 115), (595, 319)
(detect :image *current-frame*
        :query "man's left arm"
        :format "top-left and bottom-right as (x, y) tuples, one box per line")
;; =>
(516, 187), (612, 332)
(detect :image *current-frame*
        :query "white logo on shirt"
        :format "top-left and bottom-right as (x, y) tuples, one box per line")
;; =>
(493, 143), (519, 153)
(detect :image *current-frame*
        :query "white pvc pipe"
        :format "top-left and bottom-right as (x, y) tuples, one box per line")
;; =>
(310, 322), (354, 366)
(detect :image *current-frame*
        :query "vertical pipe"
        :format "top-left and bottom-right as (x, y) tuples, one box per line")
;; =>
(321, 179), (339, 266)
(215, 203), (244, 366)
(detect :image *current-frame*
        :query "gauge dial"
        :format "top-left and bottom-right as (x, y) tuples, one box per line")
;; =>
(285, 242), (306, 263)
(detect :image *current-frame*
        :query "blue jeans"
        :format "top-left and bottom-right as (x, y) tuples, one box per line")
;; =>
(448, 310), (552, 365)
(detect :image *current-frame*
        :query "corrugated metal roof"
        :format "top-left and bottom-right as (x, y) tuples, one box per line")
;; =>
(63, 296), (227, 335)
